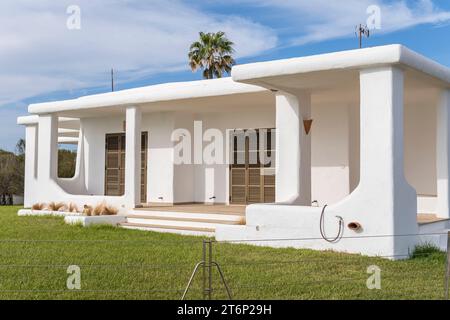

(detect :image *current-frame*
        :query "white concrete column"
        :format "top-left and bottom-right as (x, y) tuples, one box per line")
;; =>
(359, 67), (417, 235)
(37, 114), (58, 183)
(275, 91), (311, 205)
(124, 106), (142, 208)
(436, 89), (450, 219)
(24, 124), (38, 207)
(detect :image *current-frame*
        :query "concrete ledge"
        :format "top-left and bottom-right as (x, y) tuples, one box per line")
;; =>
(18, 209), (82, 217)
(64, 215), (126, 227)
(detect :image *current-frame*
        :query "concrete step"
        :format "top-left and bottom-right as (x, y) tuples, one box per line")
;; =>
(121, 210), (246, 236)
(133, 207), (245, 216)
(127, 211), (245, 225)
(119, 222), (215, 237)
(125, 217), (231, 229)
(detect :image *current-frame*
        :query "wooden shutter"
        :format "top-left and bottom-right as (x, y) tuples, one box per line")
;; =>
(229, 128), (276, 204)
(141, 132), (148, 203)
(105, 134), (123, 196)
(230, 130), (246, 204)
(105, 132), (148, 203)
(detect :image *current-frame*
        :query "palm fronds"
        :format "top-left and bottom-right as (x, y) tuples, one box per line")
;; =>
(188, 31), (236, 79)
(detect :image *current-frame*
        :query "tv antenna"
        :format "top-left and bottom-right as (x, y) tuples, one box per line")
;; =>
(111, 68), (115, 92)
(355, 24), (370, 48)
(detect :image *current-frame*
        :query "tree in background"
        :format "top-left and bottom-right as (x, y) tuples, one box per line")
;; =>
(14, 139), (25, 197)
(0, 139), (25, 205)
(0, 145), (22, 205)
(58, 149), (77, 178)
(188, 31), (235, 79)
(0, 140), (77, 205)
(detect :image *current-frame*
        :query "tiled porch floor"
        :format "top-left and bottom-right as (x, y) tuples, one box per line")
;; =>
(136, 204), (445, 224)
(136, 205), (447, 225)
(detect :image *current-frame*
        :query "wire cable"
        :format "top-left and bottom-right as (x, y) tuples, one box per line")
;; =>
(319, 204), (344, 243)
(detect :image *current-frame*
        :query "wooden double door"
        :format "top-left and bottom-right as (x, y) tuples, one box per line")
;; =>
(229, 129), (276, 204)
(105, 132), (148, 203)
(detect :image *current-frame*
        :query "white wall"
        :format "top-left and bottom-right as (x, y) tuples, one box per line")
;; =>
(172, 113), (195, 203)
(82, 116), (124, 195)
(143, 113), (176, 203)
(311, 103), (353, 205)
(77, 103), (360, 206)
(193, 109), (275, 204)
(404, 101), (437, 197)
(81, 113), (178, 203)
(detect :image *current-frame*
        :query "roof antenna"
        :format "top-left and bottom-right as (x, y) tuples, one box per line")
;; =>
(111, 68), (115, 92)
(355, 24), (370, 48)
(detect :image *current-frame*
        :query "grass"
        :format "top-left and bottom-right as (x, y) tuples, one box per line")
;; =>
(0, 206), (447, 300)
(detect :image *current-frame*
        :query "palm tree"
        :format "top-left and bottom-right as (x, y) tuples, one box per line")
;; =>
(188, 31), (236, 79)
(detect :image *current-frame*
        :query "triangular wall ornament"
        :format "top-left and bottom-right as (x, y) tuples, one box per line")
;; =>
(303, 119), (313, 135)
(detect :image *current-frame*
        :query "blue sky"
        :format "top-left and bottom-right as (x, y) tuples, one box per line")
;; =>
(1, 0), (450, 151)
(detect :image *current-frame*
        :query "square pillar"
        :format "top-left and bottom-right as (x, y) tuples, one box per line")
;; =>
(275, 91), (311, 205)
(37, 114), (58, 183)
(124, 106), (142, 209)
(436, 89), (450, 219)
(24, 124), (38, 207)
(359, 67), (417, 236)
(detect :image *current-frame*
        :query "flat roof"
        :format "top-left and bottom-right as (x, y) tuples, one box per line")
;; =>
(27, 77), (266, 115)
(17, 115), (80, 126)
(25, 44), (450, 116)
(232, 44), (450, 88)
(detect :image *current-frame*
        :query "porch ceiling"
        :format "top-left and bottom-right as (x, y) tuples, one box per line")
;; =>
(291, 67), (442, 106)
(232, 44), (449, 106)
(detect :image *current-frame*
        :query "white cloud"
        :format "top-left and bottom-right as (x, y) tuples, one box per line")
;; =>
(0, 0), (277, 107)
(1, 1), (449, 111)
(236, 0), (450, 45)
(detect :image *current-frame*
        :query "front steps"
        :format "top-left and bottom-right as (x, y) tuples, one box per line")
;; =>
(119, 209), (245, 237)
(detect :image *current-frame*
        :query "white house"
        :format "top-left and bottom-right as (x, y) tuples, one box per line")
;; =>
(17, 45), (450, 258)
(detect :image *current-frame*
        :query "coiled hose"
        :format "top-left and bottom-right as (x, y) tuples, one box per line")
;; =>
(319, 204), (344, 243)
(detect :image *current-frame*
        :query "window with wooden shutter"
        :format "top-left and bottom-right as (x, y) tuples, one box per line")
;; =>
(229, 128), (276, 204)
(105, 132), (148, 204)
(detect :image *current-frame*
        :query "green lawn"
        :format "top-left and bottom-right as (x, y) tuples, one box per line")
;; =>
(0, 206), (446, 300)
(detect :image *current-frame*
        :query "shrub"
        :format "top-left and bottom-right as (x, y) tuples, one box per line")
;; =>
(66, 202), (79, 213)
(92, 202), (119, 216)
(83, 205), (93, 216)
(92, 203), (105, 216)
(411, 243), (443, 259)
(31, 203), (45, 211)
(102, 204), (118, 216)
(47, 202), (65, 212)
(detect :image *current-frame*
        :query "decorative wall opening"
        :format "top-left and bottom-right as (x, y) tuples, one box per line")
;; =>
(57, 144), (77, 178)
